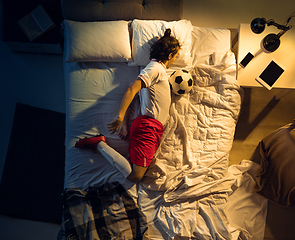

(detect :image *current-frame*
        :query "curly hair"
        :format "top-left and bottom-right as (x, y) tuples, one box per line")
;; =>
(150, 29), (180, 62)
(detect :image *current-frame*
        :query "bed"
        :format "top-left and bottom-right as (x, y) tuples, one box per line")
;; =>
(58, 0), (269, 239)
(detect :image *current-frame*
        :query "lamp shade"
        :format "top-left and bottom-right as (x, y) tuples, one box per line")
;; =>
(251, 18), (266, 34)
(263, 33), (281, 52)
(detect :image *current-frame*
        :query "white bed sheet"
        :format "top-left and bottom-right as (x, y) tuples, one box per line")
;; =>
(64, 61), (138, 190)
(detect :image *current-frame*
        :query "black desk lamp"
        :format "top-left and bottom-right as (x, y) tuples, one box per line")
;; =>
(251, 17), (293, 52)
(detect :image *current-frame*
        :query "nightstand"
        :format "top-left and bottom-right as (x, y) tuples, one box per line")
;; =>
(233, 23), (295, 90)
(0, 0), (63, 54)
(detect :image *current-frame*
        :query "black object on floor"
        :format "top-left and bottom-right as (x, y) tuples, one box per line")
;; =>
(0, 103), (65, 224)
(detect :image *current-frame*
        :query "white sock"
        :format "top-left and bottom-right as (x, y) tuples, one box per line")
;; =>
(97, 141), (132, 178)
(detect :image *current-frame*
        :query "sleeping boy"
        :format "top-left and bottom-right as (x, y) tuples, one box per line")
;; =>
(75, 29), (180, 182)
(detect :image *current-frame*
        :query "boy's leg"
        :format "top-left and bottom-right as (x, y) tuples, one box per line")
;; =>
(75, 135), (132, 178)
(97, 142), (132, 178)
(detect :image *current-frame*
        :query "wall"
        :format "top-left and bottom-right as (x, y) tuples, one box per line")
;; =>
(183, 0), (295, 29)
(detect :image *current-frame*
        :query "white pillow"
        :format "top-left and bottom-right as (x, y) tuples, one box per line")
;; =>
(64, 20), (132, 62)
(130, 19), (193, 67)
(190, 26), (231, 65)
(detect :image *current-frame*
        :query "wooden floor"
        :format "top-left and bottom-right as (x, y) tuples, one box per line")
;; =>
(229, 87), (295, 165)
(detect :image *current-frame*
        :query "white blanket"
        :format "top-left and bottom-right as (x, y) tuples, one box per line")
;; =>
(137, 50), (250, 239)
(143, 50), (241, 192)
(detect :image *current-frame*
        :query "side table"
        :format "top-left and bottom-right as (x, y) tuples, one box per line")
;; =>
(233, 23), (295, 91)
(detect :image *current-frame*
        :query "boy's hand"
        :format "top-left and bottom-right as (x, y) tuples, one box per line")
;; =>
(118, 121), (129, 140)
(107, 118), (122, 134)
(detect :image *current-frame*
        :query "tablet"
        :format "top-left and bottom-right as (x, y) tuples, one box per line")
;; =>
(255, 60), (285, 90)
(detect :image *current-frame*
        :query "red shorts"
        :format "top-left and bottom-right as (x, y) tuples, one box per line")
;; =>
(129, 115), (163, 167)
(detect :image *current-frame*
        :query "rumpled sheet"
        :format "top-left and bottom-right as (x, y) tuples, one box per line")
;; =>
(137, 50), (248, 239)
(228, 160), (268, 240)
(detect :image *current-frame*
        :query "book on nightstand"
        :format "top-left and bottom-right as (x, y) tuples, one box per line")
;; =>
(17, 5), (56, 42)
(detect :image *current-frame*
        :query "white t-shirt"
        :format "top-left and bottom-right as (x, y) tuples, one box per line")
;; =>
(138, 60), (171, 125)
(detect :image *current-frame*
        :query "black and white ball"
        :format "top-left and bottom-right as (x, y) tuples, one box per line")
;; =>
(169, 69), (193, 95)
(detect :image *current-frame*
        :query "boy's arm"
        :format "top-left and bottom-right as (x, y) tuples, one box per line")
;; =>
(107, 77), (144, 134)
(119, 93), (140, 140)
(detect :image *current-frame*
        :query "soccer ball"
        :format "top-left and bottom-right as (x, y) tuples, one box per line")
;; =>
(169, 69), (193, 95)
